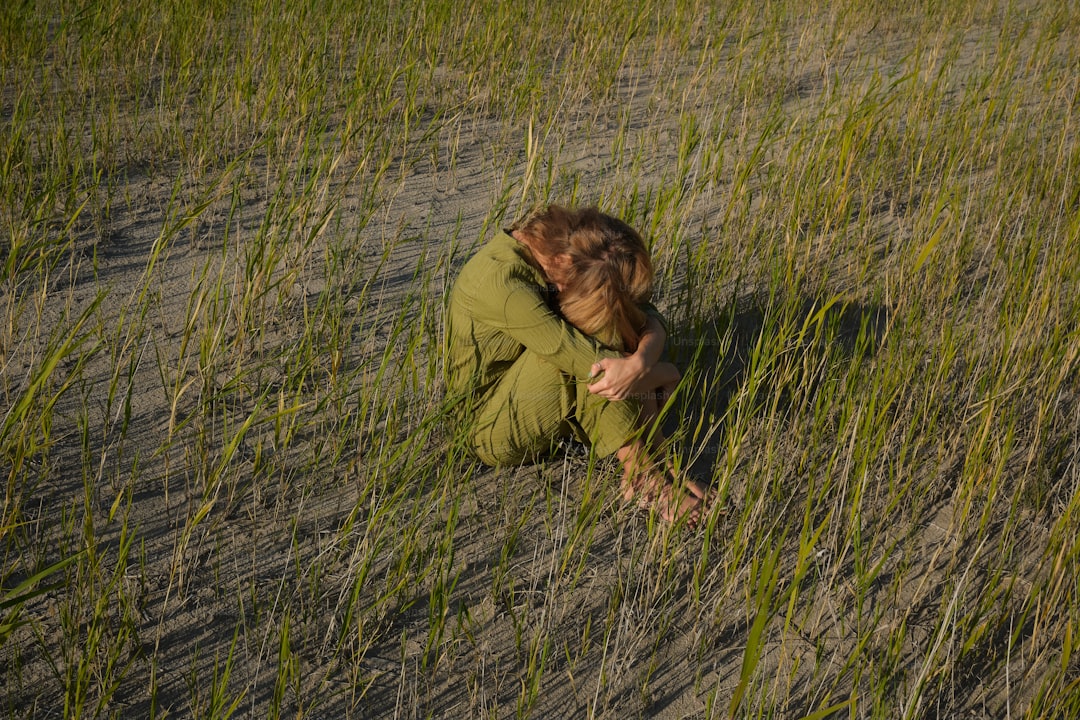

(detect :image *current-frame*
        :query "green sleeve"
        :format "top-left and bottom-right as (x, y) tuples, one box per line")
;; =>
(473, 276), (621, 381)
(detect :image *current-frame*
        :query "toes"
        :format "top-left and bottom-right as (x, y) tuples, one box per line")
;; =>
(678, 492), (703, 527)
(622, 472), (709, 527)
(661, 484), (703, 526)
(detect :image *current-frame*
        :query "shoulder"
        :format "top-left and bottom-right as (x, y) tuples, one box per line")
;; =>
(458, 231), (543, 288)
(481, 230), (530, 266)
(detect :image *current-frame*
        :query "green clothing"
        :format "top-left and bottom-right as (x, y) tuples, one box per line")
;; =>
(445, 230), (664, 464)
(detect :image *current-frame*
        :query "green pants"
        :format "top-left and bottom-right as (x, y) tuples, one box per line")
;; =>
(469, 349), (642, 466)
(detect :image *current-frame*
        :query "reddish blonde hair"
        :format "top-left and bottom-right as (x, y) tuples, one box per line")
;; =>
(512, 205), (653, 352)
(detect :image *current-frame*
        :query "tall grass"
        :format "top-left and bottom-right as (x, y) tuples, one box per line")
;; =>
(2, 0), (1079, 717)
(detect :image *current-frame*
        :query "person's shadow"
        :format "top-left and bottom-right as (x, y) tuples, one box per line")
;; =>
(663, 291), (891, 480)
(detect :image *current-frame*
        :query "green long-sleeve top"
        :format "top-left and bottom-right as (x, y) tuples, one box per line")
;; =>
(445, 230), (665, 403)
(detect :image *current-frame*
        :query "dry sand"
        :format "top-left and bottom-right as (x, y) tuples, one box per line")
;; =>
(3, 7), (1065, 718)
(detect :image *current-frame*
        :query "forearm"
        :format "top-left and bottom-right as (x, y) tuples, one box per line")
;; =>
(636, 361), (680, 393)
(632, 314), (667, 372)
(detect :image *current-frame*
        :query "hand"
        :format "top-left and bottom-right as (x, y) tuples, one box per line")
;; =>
(587, 355), (647, 402)
(588, 357), (681, 402)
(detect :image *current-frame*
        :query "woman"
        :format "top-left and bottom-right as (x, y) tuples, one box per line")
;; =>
(445, 205), (708, 524)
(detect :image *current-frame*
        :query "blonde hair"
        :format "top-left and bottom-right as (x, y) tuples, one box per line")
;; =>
(511, 205), (654, 351)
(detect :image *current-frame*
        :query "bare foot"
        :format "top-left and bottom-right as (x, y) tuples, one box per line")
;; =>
(621, 470), (708, 527)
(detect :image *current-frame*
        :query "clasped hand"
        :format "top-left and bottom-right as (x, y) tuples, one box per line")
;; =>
(588, 355), (680, 402)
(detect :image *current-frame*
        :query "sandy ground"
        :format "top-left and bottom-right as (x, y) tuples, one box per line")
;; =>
(7, 68), (731, 717)
(3, 6), (1070, 718)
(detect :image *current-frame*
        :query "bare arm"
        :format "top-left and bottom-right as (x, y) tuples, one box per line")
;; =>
(641, 360), (680, 398)
(587, 315), (671, 401)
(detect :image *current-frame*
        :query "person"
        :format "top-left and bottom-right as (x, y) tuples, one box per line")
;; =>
(445, 204), (709, 525)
